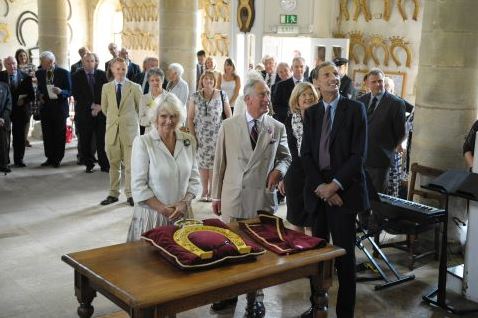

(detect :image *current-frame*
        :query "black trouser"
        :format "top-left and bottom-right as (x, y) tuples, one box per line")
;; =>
(0, 120), (10, 168)
(41, 112), (66, 164)
(78, 114), (108, 169)
(366, 166), (390, 193)
(311, 203), (357, 318)
(11, 111), (28, 164)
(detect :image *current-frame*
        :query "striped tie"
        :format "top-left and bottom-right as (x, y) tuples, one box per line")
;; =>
(250, 119), (258, 150)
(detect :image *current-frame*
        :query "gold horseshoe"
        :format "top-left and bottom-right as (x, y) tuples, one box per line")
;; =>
(397, 0), (420, 21)
(369, 35), (389, 66)
(349, 31), (368, 64)
(173, 225), (252, 260)
(353, 0), (371, 22)
(339, 0), (350, 21)
(390, 36), (412, 67)
(383, 0), (392, 21)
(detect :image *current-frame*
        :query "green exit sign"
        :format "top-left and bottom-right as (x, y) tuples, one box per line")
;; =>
(280, 14), (298, 25)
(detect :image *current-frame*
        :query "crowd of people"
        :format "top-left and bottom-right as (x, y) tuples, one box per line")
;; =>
(0, 42), (426, 318)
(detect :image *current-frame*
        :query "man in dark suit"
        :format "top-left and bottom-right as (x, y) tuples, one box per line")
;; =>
(70, 46), (89, 74)
(272, 56), (306, 124)
(72, 52), (109, 173)
(36, 51), (72, 168)
(105, 42), (119, 81)
(334, 57), (355, 99)
(359, 68), (406, 192)
(0, 81), (11, 173)
(300, 61), (369, 318)
(119, 48), (140, 80)
(260, 55), (279, 89)
(0, 57), (34, 167)
(195, 50), (206, 91)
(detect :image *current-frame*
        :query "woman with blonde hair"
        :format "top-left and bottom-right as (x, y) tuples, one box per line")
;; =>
(188, 70), (232, 201)
(278, 82), (319, 234)
(127, 93), (200, 242)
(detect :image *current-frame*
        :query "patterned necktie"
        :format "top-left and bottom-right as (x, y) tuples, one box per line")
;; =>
(250, 119), (259, 150)
(266, 74), (272, 88)
(116, 83), (122, 107)
(367, 96), (378, 116)
(319, 105), (332, 170)
(47, 70), (53, 84)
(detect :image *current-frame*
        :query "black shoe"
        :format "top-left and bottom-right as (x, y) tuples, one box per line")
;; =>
(127, 197), (134, 206)
(85, 165), (94, 173)
(101, 196), (118, 205)
(14, 162), (26, 168)
(25, 140), (32, 147)
(52, 162), (60, 168)
(41, 160), (52, 167)
(0, 167), (11, 174)
(100, 167), (109, 173)
(300, 306), (314, 318)
(210, 297), (238, 312)
(245, 301), (265, 318)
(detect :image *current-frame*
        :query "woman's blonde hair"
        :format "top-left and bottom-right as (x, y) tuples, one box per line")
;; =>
(153, 93), (186, 129)
(289, 82), (319, 113)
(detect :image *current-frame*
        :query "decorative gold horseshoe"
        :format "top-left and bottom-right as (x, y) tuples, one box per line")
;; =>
(353, 0), (372, 22)
(349, 31), (368, 64)
(0, 23), (10, 43)
(173, 225), (252, 260)
(383, 0), (392, 21)
(339, 0), (350, 21)
(397, 0), (420, 21)
(368, 35), (389, 66)
(390, 36), (412, 67)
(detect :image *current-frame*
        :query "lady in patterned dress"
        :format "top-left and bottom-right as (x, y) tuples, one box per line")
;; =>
(187, 71), (232, 201)
(127, 93), (200, 242)
(278, 82), (319, 234)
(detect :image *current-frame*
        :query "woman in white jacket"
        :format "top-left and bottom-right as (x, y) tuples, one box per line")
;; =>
(127, 93), (200, 242)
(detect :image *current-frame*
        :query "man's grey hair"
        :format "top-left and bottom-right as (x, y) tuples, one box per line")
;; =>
(315, 61), (337, 78)
(3, 56), (16, 64)
(168, 63), (184, 77)
(367, 68), (385, 78)
(292, 56), (305, 65)
(243, 78), (267, 97)
(261, 54), (275, 65)
(39, 51), (56, 62)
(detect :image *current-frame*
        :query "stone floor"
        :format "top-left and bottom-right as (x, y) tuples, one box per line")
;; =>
(0, 140), (470, 318)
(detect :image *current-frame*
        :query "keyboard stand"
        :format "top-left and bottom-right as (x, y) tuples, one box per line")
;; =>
(356, 220), (415, 290)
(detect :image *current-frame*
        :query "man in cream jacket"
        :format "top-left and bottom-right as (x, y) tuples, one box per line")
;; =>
(100, 57), (142, 206)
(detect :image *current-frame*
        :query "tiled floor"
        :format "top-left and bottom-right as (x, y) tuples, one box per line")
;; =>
(0, 140), (467, 317)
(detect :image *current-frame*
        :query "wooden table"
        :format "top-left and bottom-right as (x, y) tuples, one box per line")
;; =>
(62, 225), (345, 318)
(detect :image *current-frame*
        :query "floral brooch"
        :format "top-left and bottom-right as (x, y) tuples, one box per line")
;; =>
(267, 127), (277, 144)
(183, 139), (191, 147)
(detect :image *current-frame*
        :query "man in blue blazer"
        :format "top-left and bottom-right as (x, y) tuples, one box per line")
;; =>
(301, 61), (369, 318)
(119, 48), (140, 80)
(36, 51), (71, 168)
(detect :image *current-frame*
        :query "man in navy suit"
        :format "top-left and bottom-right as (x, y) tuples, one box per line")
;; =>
(36, 51), (71, 168)
(0, 56), (33, 167)
(300, 61), (369, 318)
(272, 56), (306, 124)
(119, 48), (140, 80)
(72, 52), (109, 173)
(359, 68), (405, 192)
(70, 46), (89, 74)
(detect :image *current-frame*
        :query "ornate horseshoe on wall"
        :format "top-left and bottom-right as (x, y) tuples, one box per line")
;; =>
(390, 36), (412, 67)
(352, 0), (372, 22)
(368, 35), (389, 66)
(349, 31), (368, 65)
(237, 0), (255, 33)
(383, 0), (392, 21)
(2, 0), (9, 17)
(397, 0), (420, 21)
(339, 0), (350, 21)
(16, 11), (38, 46)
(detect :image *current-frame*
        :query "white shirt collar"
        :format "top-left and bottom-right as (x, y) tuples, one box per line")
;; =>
(114, 78), (126, 86)
(245, 110), (265, 123)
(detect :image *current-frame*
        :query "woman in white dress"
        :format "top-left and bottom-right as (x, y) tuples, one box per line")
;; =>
(127, 93), (200, 242)
(217, 58), (241, 113)
(138, 68), (165, 135)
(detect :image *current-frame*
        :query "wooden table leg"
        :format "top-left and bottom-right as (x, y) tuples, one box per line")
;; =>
(74, 271), (97, 318)
(311, 260), (334, 318)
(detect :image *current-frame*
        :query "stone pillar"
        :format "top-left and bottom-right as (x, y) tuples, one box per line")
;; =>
(159, 0), (198, 90)
(412, 0), (478, 243)
(38, 0), (69, 68)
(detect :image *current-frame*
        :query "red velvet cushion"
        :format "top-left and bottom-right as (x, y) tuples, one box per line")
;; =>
(239, 214), (327, 255)
(141, 219), (265, 270)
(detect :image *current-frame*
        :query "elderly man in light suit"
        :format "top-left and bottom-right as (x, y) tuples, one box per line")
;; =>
(211, 78), (291, 318)
(100, 57), (142, 207)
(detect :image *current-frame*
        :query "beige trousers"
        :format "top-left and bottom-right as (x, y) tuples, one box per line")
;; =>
(106, 135), (133, 198)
